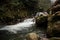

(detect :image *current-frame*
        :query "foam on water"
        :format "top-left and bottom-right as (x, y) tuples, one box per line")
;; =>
(0, 18), (35, 33)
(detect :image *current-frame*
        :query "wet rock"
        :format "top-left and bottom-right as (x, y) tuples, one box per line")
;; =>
(26, 33), (41, 40)
(0, 30), (10, 34)
(47, 0), (60, 37)
(35, 15), (48, 29)
(47, 12), (60, 37)
(0, 30), (11, 40)
(50, 37), (60, 40)
(51, 4), (60, 14)
(48, 0), (60, 14)
(52, 0), (60, 6)
(41, 37), (49, 40)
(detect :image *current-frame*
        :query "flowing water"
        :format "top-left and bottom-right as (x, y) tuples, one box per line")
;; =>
(0, 18), (47, 40)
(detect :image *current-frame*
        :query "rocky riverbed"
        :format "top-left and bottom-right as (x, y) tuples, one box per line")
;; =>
(0, 18), (49, 40)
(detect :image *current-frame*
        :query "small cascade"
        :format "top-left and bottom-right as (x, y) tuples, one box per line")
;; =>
(0, 18), (35, 33)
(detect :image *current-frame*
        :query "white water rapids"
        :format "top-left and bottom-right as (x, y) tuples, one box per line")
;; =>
(0, 18), (35, 33)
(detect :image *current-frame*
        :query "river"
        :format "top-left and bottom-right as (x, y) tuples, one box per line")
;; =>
(0, 18), (47, 40)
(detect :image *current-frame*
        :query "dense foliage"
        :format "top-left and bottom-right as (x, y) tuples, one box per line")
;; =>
(0, 0), (51, 24)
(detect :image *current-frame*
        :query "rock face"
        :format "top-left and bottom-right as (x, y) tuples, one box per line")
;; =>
(26, 33), (40, 40)
(51, 4), (60, 14)
(46, 0), (60, 37)
(48, 0), (60, 14)
(33, 0), (60, 38)
(52, 0), (60, 6)
(47, 11), (60, 37)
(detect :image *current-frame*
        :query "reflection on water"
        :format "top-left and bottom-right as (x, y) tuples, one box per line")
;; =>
(0, 18), (46, 40)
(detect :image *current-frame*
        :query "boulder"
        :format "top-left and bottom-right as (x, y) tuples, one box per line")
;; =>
(26, 33), (40, 40)
(51, 4), (60, 14)
(35, 15), (48, 29)
(47, 12), (60, 37)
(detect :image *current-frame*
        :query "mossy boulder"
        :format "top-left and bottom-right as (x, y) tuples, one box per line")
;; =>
(35, 15), (48, 29)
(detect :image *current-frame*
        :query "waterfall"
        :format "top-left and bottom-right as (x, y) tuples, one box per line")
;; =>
(0, 18), (35, 33)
